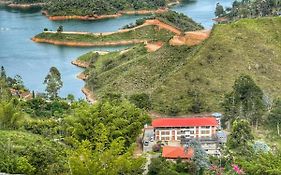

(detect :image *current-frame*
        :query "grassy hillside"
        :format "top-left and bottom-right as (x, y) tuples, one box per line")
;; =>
(34, 25), (174, 43)
(84, 17), (281, 115)
(152, 17), (281, 114)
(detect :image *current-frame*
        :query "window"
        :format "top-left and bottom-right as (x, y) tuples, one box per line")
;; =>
(201, 130), (210, 134)
(161, 131), (170, 135)
(190, 131), (194, 134)
(201, 126), (210, 129)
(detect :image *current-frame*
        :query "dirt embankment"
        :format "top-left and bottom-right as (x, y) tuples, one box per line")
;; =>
(145, 19), (182, 35)
(44, 8), (167, 21)
(48, 14), (122, 21)
(77, 72), (88, 81)
(32, 37), (147, 47)
(169, 30), (211, 46)
(145, 41), (164, 52)
(71, 60), (89, 68)
(82, 87), (96, 104)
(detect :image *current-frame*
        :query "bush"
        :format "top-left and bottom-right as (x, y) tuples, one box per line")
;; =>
(129, 93), (152, 110)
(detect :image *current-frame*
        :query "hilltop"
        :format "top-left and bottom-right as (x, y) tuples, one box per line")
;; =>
(81, 17), (281, 115)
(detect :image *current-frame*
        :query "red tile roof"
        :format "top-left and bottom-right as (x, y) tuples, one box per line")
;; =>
(152, 117), (218, 128)
(162, 146), (193, 159)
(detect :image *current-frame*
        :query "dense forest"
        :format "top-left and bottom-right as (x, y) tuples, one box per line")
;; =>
(44, 0), (167, 16)
(3, 0), (171, 16)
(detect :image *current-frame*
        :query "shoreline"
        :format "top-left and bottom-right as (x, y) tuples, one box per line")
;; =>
(0, 1), (45, 8)
(81, 87), (96, 104)
(8, 2), (45, 8)
(32, 37), (147, 47)
(43, 8), (168, 21)
(71, 60), (89, 68)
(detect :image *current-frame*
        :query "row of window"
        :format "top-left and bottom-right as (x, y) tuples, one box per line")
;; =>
(201, 130), (210, 134)
(157, 129), (213, 136)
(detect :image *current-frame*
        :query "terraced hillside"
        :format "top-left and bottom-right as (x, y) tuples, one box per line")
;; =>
(82, 17), (281, 115)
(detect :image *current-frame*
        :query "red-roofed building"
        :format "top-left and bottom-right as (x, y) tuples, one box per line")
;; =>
(162, 146), (193, 160)
(151, 117), (220, 155)
(153, 117), (218, 142)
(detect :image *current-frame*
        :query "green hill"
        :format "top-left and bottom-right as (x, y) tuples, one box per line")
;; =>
(84, 17), (281, 115)
(34, 25), (174, 45)
(44, 0), (167, 16)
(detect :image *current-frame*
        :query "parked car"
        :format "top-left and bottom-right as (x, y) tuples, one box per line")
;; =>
(143, 140), (149, 146)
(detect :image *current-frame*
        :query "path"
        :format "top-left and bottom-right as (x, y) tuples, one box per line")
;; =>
(44, 19), (181, 36)
(169, 30), (211, 46)
(143, 153), (160, 175)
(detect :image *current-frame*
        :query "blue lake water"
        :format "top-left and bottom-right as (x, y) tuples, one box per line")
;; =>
(0, 0), (233, 99)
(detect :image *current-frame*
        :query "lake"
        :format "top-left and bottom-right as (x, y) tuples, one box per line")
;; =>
(0, 0), (233, 99)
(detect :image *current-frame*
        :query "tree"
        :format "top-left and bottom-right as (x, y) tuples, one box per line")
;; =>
(226, 119), (254, 155)
(268, 99), (281, 135)
(0, 101), (22, 129)
(67, 94), (75, 103)
(189, 139), (210, 174)
(0, 78), (11, 100)
(43, 67), (63, 99)
(57, 25), (63, 32)
(13, 75), (24, 90)
(222, 75), (265, 127)
(68, 139), (145, 175)
(215, 3), (225, 17)
(129, 93), (152, 110)
(0, 66), (6, 79)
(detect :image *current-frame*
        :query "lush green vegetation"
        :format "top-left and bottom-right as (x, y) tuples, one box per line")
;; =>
(0, 68), (150, 174)
(0, 130), (67, 175)
(216, 0), (281, 20)
(35, 25), (174, 43)
(43, 0), (167, 16)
